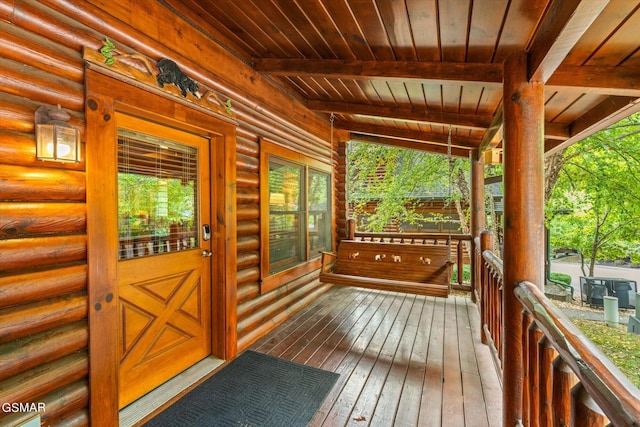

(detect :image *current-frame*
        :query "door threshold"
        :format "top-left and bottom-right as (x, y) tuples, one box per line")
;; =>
(119, 356), (225, 427)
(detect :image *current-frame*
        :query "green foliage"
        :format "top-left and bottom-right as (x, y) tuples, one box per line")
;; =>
(451, 264), (471, 283)
(549, 272), (571, 286)
(347, 141), (469, 231)
(118, 173), (195, 236)
(547, 113), (640, 275)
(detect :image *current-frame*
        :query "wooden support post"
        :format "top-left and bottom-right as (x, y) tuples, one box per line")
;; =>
(502, 51), (546, 427)
(336, 133), (350, 243)
(347, 217), (356, 240)
(471, 148), (486, 302)
(480, 230), (494, 345)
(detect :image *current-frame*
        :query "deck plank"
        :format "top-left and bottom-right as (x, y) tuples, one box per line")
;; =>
(309, 292), (395, 424)
(466, 296), (503, 427)
(252, 285), (357, 356)
(441, 297), (465, 426)
(289, 290), (378, 365)
(369, 296), (424, 426)
(347, 295), (417, 425)
(249, 286), (502, 426)
(418, 296), (446, 427)
(321, 293), (409, 425)
(394, 296), (437, 426)
(457, 297), (491, 427)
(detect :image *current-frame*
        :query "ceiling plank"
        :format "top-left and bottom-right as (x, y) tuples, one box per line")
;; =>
(547, 65), (640, 96)
(307, 100), (494, 130)
(528, 0), (611, 82)
(334, 120), (483, 148)
(254, 58), (503, 85)
(350, 134), (471, 157)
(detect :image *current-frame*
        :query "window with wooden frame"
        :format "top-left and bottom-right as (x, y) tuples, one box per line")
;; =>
(260, 140), (332, 293)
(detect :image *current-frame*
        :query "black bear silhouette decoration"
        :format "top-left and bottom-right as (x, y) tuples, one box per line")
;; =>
(156, 59), (199, 98)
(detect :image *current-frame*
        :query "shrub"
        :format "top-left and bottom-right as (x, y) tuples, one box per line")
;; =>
(451, 264), (472, 283)
(550, 272), (572, 286)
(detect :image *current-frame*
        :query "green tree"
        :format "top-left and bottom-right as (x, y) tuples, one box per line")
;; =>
(347, 141), (469, 232)
(547, 113), (640, 275)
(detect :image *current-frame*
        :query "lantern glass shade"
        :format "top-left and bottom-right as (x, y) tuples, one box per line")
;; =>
(35, 107), (80, 163)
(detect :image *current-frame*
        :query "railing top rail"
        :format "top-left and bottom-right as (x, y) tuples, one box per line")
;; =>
(353, 232), (472, 241)
(482, 249), (503, 277)
(515, 280), (640, 426)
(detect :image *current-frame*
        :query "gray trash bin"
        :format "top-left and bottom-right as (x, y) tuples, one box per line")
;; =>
(589, 283), (607, 307)
(614, 281), (632, 309)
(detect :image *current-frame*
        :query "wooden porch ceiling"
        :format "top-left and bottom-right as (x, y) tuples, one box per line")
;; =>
(181, 0), (640, 156)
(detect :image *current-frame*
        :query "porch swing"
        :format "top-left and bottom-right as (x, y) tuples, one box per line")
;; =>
(319, 122), (455, 297)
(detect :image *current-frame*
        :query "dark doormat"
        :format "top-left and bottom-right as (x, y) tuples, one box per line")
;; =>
(143, 350), (339, 427)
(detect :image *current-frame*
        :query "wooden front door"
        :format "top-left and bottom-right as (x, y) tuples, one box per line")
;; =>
(116, 114), (212, 408)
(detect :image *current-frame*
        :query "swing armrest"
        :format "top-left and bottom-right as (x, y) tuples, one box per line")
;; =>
(320, 251), (337, 273)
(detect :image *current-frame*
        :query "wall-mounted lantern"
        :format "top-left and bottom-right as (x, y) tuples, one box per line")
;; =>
(35, 105), (80, 163)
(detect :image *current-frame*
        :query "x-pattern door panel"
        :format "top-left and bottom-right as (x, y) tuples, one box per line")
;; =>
(118, 251), (210, 407)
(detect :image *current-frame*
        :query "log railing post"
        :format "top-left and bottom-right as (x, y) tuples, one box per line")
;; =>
(526, 321), (544, 427)
(502, 50), (546, 426)
(470, 148), (486, 303)
(347, 217), (356, 240)
(538, 337), (557, 427)
(551, 357), (578, 425)
(480, 231), (494, 344)
(457, 239), (464, 286)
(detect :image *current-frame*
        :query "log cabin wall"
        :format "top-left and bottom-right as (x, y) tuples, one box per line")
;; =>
(0, 0), (334, 424)
(0, 3), (91, 424)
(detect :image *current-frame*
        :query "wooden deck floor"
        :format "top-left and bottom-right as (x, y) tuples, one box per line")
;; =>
(249, 285), (503, 427)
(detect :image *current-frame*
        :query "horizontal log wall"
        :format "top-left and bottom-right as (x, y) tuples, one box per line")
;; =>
(0, 4), (90, 424)
(234, 128), (332, 352)
(0, 0), (333, 423)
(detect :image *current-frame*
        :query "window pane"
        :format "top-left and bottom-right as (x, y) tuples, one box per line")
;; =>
(269, 157), (305, 273)
(269, 212), (305, 273)
(269, 160), (301, 211)
(118, 129), (198, 260)
(309, 170), (331, 257)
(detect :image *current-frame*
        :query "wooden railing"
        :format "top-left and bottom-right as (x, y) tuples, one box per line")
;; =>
(475, 232), (503, 374)
(477, 234), (640, 426)
(516, 281), (640, 426)
(353, 231), (472, 286)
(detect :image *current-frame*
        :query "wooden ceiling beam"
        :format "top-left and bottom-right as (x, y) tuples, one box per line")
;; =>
(544, 122), (570, 140)
(308, 100), (493, 130)
(350, 134), (471, 158)
(546, 96), (640, 155)
(548, 65), (640, 96)
(254, 58), (503, 85)
(257, 58), (640, 97)
(334, 120), (482, 149)
(528, 0), (611, 82)
(479, 106), (504, 152)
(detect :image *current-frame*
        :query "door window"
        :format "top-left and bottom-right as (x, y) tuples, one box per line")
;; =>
(117, 129), (199, 259)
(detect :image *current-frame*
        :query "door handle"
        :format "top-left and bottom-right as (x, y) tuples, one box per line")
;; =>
(202, 250), (212, 257)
